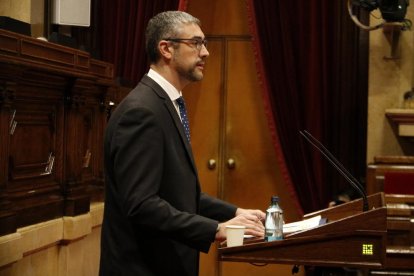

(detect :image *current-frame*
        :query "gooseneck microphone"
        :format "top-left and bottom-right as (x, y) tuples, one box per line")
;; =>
(299, 130), (368, 212)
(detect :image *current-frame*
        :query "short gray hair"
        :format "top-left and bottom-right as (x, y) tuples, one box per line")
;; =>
(145, 11), (201, 63)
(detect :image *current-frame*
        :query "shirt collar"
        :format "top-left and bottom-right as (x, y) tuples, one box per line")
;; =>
(147, 69), (182, 101)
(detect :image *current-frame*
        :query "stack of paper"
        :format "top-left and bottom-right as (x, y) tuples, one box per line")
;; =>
(283, 215), (323, 234)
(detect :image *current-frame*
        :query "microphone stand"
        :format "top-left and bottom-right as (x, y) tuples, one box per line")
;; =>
(300, 130), (369, 212)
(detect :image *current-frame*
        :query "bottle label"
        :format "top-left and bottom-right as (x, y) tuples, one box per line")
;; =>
(265, 208), (283, 241)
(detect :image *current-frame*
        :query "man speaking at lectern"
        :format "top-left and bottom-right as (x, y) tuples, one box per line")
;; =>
(99, 11), (265, 276)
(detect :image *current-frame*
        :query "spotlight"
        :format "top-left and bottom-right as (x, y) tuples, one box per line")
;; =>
(349, 0), (411, 30)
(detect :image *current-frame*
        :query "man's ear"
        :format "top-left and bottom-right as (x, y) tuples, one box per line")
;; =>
(158, 40), (173, 60)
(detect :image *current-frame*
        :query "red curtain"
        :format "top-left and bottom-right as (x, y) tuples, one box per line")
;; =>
(98, 0), (181, 86)
(247, 1), (368, 213)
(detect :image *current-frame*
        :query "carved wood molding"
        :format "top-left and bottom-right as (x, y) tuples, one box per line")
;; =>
(0, 29), (113, 80)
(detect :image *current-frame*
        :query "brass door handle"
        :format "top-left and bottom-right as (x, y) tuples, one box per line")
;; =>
(207, 159), (216, 170)
(227, 158), (236, 169)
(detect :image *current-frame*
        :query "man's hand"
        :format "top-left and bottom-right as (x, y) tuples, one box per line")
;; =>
(215, 208), (265, 241)
(235, 208), (265, 220)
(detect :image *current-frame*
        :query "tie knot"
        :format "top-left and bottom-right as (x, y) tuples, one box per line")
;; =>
(176, 96), (185, 107)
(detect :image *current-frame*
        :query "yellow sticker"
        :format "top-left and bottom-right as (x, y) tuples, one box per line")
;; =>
(362, 244), (373, 255)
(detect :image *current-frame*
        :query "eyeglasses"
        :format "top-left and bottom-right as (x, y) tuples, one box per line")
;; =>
(164, 38), (208, 51)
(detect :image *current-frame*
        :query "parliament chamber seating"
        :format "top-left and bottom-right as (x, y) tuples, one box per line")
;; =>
(366, 156), (414, 275)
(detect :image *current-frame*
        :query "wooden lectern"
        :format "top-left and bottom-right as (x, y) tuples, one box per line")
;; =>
(218, 193), (411, 270)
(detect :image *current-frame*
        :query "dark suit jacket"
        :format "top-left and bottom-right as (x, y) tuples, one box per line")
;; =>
(99, 75), (237, 276)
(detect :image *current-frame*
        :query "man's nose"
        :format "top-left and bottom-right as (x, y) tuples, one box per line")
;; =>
(200, 45), (209, 57)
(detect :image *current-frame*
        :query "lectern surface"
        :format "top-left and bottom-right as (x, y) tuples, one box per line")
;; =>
(219, 193), (389, 269)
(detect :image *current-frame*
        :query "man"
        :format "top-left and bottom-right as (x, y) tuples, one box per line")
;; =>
(99, 11), (265, 276)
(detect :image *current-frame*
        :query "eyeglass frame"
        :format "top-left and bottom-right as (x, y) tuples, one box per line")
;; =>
(164, 37), (208, 51)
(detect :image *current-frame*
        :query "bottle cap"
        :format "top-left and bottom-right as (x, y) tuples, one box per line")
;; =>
(271, 196), (279, 203)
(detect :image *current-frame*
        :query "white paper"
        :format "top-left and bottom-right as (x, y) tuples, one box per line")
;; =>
(282, 215), (322, 234)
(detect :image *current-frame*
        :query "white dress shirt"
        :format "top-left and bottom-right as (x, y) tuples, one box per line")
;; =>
(147, 68), (182, 119)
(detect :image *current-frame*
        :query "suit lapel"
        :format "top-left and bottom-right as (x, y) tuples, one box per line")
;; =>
(141, 76), (198, 175)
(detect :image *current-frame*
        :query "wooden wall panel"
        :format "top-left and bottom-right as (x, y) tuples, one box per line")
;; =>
(0, 29), (115, 234)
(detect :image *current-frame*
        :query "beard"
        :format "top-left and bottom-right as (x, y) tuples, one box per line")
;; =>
(176, 62), (203, 82)
(173, 52), (204, 82)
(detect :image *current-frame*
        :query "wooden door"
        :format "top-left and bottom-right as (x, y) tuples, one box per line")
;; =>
(184, 37), (303, 276)
(219, 38), (304, 276)
(184, 1), (304, 275)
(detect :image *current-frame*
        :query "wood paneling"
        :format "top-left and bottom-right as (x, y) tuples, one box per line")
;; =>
(0, 29), (114, 235)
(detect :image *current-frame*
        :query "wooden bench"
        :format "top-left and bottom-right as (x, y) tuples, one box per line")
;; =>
(366, 156), (414, 274)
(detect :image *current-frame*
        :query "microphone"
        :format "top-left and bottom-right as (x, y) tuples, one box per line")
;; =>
(299, 130), (368, 212)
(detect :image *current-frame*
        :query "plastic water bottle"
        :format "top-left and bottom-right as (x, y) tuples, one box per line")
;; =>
(264, 196), (283, 241)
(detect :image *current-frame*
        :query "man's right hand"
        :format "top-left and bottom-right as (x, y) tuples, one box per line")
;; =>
(215, 212), (265, 241)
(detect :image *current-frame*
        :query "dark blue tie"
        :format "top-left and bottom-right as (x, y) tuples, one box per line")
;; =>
(176, 97), (191, 143)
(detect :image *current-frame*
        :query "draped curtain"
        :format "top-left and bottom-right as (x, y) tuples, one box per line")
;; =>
(246, 1), (368, 213)
(98, 0), (182, 86)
